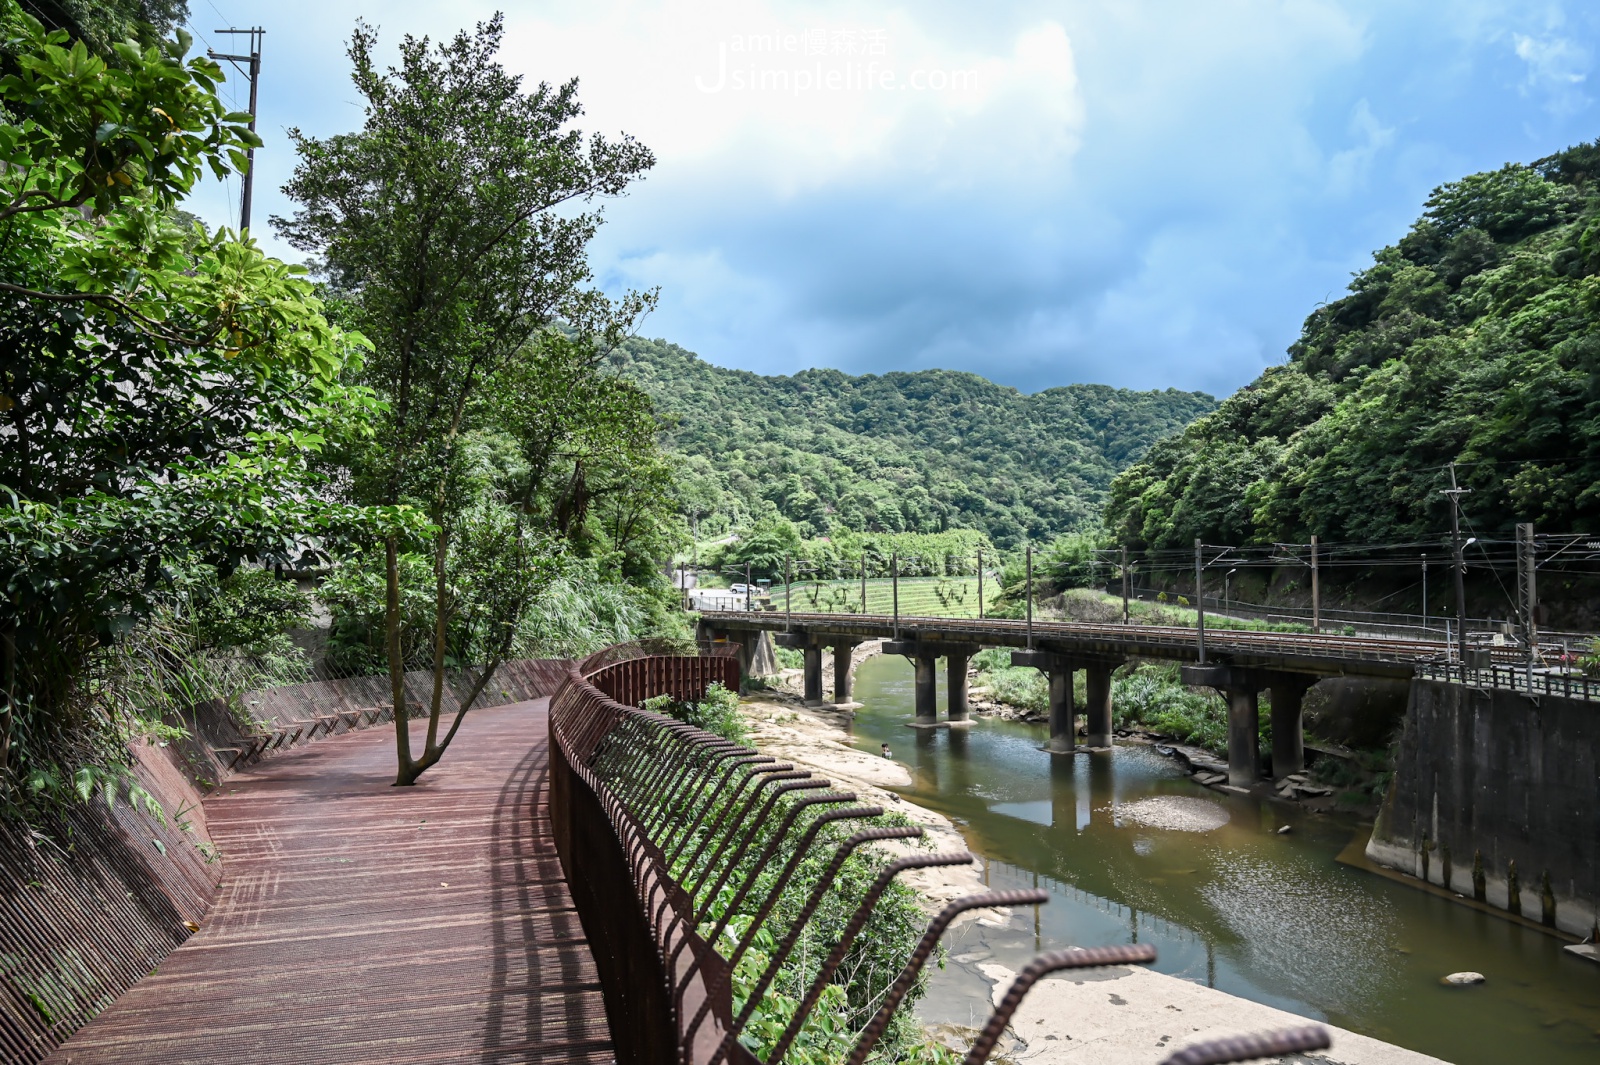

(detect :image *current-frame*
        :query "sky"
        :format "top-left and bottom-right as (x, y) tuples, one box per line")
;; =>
(182, 0), (1600, 397)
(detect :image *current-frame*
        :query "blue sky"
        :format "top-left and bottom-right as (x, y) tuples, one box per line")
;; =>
(184, 1), (1600, 396)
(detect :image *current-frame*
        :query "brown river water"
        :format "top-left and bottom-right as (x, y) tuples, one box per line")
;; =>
(845, 654), (1600, 1064)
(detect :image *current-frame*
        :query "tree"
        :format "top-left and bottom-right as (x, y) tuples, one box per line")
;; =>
(1103, 137), (1600, 567)
(0, 5), (371, 815)
(20, 0), (189, 52)
(717, 505), (802, 581)
(275, 16), (655, 785)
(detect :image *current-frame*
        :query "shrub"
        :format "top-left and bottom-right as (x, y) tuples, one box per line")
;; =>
(1112, 665), (1229, 752)
(642, 682), (749, 746)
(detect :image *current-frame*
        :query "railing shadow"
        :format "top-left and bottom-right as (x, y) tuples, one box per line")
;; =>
(481, 708), (607, 1063)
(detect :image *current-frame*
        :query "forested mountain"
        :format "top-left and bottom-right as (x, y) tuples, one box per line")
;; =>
(609, 339), (1214, 549)
(1106, 140), (1600, 550)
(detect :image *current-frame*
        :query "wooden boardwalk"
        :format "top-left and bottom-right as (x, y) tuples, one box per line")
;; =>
(48, 699), (612, 1064)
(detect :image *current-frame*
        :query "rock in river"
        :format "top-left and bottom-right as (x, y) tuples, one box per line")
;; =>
(1441, 971), (1486, 986)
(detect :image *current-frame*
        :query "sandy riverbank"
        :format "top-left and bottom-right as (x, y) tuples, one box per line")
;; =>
(738, 656), (1451, 1065)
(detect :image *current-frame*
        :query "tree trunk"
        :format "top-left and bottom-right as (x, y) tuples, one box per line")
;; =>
(385, 536), (415, 785)
(425, 526), (450, 754)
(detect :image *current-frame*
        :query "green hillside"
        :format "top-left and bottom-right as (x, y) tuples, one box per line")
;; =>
(609, 339), (1214, 549)
(1106, 140), (1600, 550)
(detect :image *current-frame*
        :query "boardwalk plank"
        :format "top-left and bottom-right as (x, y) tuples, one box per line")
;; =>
(46, 699), (611, 1065)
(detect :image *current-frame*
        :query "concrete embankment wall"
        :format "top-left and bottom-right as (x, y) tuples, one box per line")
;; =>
(0, 659), (569, 1064)
(1368, 679), (1600, 938)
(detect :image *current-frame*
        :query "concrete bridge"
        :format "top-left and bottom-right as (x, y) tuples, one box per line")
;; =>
(699, 611), (1449, 788)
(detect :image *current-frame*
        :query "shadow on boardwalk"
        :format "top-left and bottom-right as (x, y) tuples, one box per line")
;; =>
(48, 699), (612, 1065)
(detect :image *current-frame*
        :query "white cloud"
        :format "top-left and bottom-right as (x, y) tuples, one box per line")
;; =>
(1513, 31), (1591, 114)
(185, 0), (1600, 394)
(1326, 98), (1396, 196)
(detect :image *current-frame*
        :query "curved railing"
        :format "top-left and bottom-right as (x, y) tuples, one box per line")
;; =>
(548, 647), (1331, 1065)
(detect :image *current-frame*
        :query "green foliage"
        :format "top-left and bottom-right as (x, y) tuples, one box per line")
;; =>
(0, 5), (375, 818)
(1109, 664), (1229, 753)
(642, 682), (748, 745)
(17, 1), (189, 52)
(793, 529), (994, 578)
(776, 575), (990, 619)
(511, 557), (661, 659)
(0, 5), (259, 223)
(274, 16), (662, 782)
(610, 688), (948, 1062)
(688, 808), (936, 1062)
(715, 504), (803, 581)
(612, 338), (1214, 549)
(1107, 140), (1600, 551)
(772, 646), (804, 670)
(189, 569), (312, 653)
(978, 656), (1048, 713)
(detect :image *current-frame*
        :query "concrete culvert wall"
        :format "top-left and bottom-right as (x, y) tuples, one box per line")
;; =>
(1303, 677), (1411, 750)
(1368, 679), (1600, 938)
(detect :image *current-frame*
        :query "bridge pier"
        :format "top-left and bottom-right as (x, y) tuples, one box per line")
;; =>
(1084, 661), (1122, 748)
(947, 642), (972, 716)
(886, 640), (981, 725)
(698, 622), (776, 682)
(1013, 651), (1076, 754)
(1269, 674), (1316, 779)
(1226, 687), (1260, 786)
(1015, 651), (1124, 754)
(1183, 665), (1319, 786)
(802, 644), (824, 705)
(832, 640), (861, 704)
(913, 652), (939, 723)
(1184, 665), (1263, 786)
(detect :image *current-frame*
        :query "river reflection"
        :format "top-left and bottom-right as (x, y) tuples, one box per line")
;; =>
(846, 654), (1600, 1065)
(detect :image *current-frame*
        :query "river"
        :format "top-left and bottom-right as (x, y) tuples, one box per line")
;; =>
(843, 654), (1600, 1064)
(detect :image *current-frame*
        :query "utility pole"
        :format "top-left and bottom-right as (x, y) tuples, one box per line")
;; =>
(892, 552), (900, 641)
(1121, 546), (1130, 624)
(209, 28), (264, 232)
(1442, 463), (1471, 666)
(1421, 552), (1428, 634)
(860, 554), (867, 614)
(1517, 523), (1538, 684)
(784, 555), (792, 632)
(966, 550), (979, 617)
(1310, 534), (1320, 635)
(1025, 543), (1035, 651)
(744, 562), (752, 612)
(1195, 538), (1206, 664)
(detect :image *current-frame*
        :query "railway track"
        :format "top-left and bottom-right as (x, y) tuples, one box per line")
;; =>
(704, 608), (1513, 673)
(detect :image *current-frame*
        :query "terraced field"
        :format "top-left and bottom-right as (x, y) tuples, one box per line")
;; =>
(771, 576), (991, 619)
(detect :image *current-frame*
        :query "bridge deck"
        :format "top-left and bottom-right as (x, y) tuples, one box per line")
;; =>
(706, 610), (1457, 677)
(47, 699), (610, 1065)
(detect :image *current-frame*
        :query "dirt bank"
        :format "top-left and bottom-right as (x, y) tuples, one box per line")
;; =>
(739, 686), (999, 927)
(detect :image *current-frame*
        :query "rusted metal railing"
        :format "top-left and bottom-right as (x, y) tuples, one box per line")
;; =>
(548, 649), (1331, 1065)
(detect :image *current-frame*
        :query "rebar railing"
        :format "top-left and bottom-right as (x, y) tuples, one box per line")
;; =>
(547, 649), (1331, 1065)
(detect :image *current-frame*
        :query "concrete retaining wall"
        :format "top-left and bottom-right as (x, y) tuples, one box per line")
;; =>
(0, 743), (219, 1064)
(1368, 679), (1600, 938)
